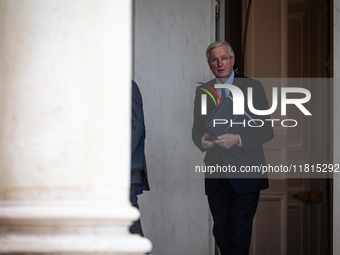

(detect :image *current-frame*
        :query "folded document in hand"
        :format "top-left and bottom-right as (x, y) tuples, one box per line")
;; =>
(205, 96), (257, 158)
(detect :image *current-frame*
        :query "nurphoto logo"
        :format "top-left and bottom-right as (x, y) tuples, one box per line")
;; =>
(200, 83), (312, 128)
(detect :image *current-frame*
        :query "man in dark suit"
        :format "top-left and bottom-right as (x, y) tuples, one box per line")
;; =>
(192, 41), (274, 255)
(131, 80), (149, 236)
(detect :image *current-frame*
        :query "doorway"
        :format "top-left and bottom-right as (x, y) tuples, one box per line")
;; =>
(218, 0), (333, 254)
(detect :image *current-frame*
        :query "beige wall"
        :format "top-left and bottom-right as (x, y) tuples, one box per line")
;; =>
(134, 0), (215, 254)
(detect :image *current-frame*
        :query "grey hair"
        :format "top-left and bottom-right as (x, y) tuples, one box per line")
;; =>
(206, 41), (235, 60)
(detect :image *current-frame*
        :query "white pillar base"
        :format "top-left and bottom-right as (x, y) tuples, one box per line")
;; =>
(0, 203), (152, 254)
(0, 235), (151, 254)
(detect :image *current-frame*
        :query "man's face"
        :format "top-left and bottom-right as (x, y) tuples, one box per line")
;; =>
(207, 45), (235, 79)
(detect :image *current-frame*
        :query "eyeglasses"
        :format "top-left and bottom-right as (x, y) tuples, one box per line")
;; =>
(209, 55), (233, 65)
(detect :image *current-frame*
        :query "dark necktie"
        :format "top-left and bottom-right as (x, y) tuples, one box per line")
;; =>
(220, 88), (226, 102)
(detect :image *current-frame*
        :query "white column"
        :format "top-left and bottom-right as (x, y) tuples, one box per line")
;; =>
(0, 0), (151, 254)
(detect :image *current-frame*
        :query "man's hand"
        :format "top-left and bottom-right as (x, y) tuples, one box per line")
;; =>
(215, 134), (239, 149)
(202, 133), (216, 149)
